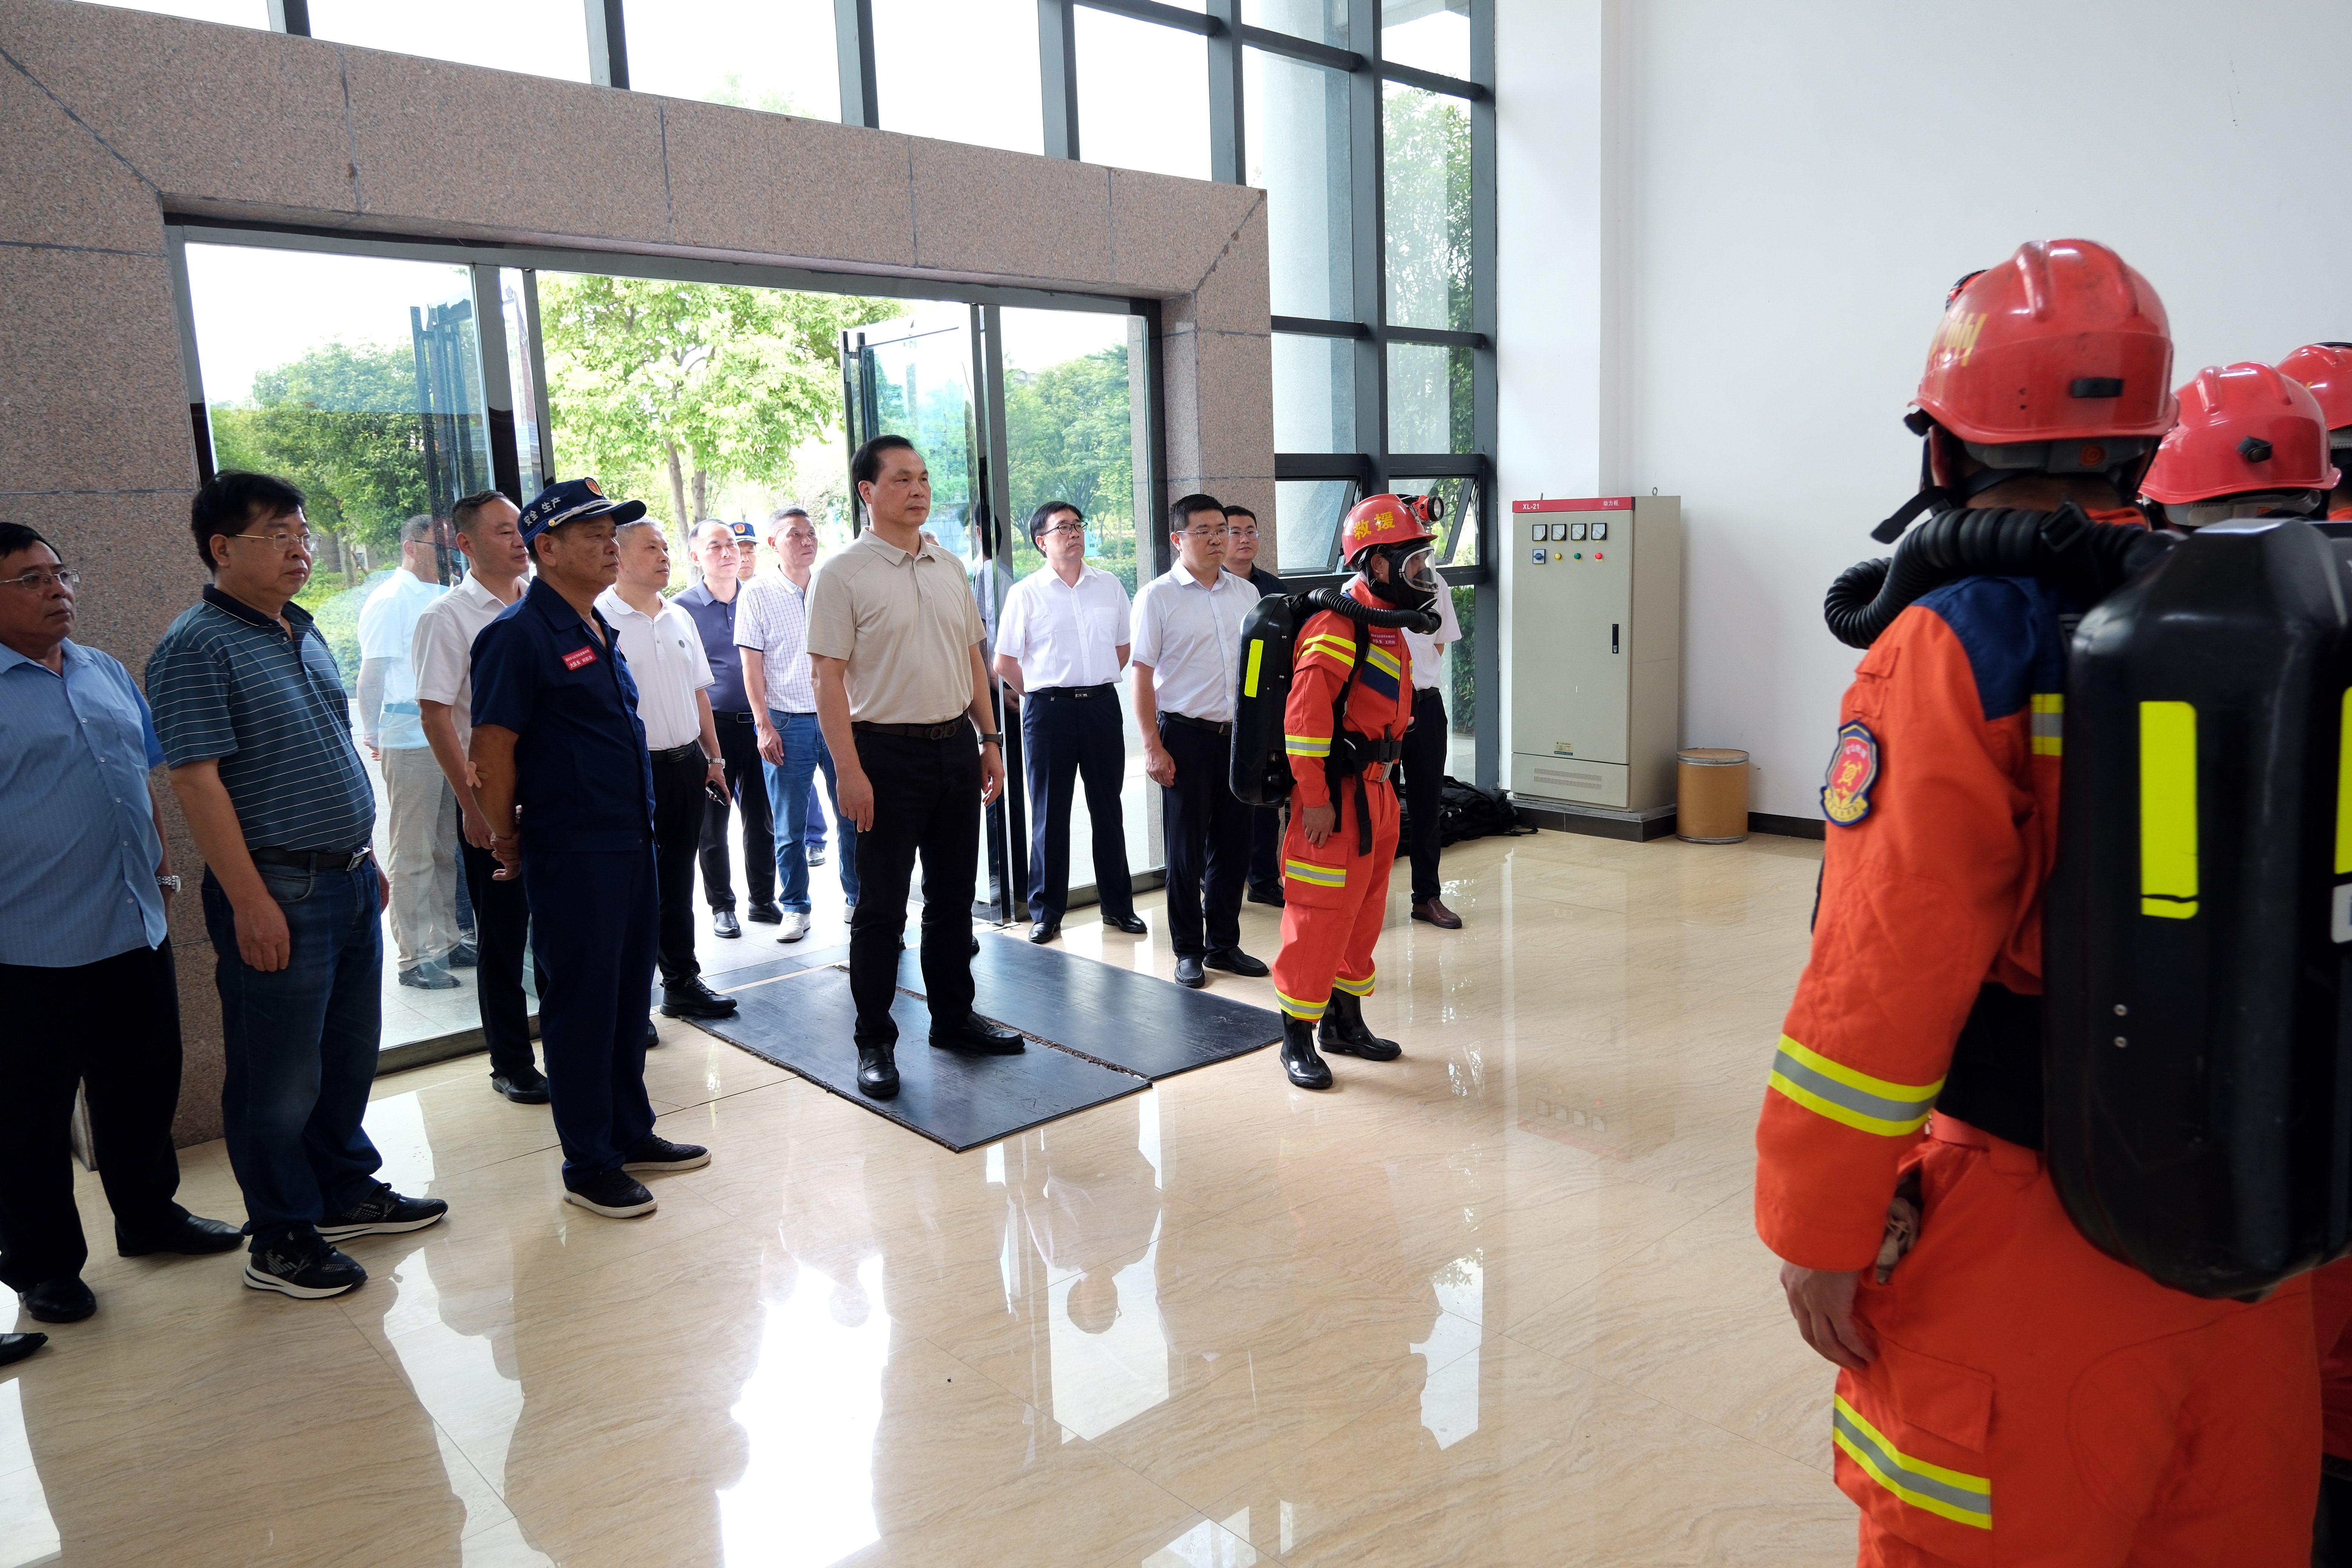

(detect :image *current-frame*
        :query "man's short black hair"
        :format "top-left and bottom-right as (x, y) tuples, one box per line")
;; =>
(851, 434), (918, 493)
(1169, 492), (1224, 533)
(1222, 505), (1258, 524)
(0, 522), (54, 564)
(191, 471), (304, 571)
(1027, 500), (1082, 544)
(450, 490), (510, 539)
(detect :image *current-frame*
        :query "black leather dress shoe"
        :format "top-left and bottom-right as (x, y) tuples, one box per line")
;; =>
(660, 977), (740, 1019)
(1175, 955), (1206, 988)
(0, 1333), (46, 1367)
(1204, 947), (1270, 978)
(1246, 883), (1286, 908)
(645, 1019), (661, 1049)
(931, 1014), (1026, 1054)
(1028, 919), (1060, 944)
(24, 1277), (95, 1323)
(118, 1214), (243, 1257)
(713, 909), (742, 938)
(746, 902), (783, 925)
(1103, 912), (1148, 935)
(1318, 990), (1402, 1061)
(857, 1043), (900, 1098)
(1280, 1013), (1334, 1090)
(491, 1068), (551, 1104)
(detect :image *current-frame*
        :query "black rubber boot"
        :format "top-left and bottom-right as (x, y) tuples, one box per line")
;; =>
(1318, 990), (1402, 1061)
(1280, 1012), (1333, 1090)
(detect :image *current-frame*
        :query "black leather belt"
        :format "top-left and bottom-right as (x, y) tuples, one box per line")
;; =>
(1032, 684), (1115, 700)
(251, 846), (373, 872)
(854, 719), (970, 741)
(650, 742), (707, 764)
(712, 710), (757, 724)
(1162, 712), (1231, 736)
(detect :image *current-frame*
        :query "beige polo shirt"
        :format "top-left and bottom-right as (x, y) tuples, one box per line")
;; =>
(805, 528), (986, 723)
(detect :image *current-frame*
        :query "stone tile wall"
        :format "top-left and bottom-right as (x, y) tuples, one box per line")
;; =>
(0, 0), (1272, 1144)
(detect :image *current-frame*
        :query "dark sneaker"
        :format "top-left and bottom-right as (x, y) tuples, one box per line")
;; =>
(562, 1169), (657, 1218)
(622, 1135), (711, 1172)
(318, 1181), (449, 1241)
(244, 1234), (366, 1299)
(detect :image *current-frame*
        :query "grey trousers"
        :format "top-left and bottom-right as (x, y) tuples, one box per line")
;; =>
(380, 743), (458, 969)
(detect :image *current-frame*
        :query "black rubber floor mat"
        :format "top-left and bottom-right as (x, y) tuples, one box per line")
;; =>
(700, 942), (850, 987)
(689, 964), (1146, 1151)
(902, 934), (1283, 1080)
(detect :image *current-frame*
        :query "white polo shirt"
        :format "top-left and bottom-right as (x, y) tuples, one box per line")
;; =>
(1130, 564), (1256, 723)
(996, 562), (1132, 690)
(411, 570), (522, 752)
(594, 586), (714, 752)
(1403, 568), (1461, 692)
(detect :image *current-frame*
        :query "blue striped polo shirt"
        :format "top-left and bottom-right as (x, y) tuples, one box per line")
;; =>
(145, 585), (375, 852)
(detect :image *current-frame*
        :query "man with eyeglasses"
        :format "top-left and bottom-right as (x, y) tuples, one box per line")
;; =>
(469, 479), (710, 1220)
(994, 501), (1147, 945)
(0, 522), (242, 1335)
(675, 519), (782, 937)
(149, 472), (447, 1300)
(1222, 504), (1287, 911)
(1131, 494), (1270, 989)
(358, 514), (462, 991)
(740, 505), (861, 945)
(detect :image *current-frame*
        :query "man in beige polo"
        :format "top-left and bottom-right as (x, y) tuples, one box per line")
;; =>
(808, 434), (1025, 1099)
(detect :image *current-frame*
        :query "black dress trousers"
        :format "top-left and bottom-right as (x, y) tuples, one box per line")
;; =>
(1021, 686), (1135, 923)
(460, 835), (544, 1080)
(1156, 715), (1251, 959)
(846, 729), (982, 1046)
(1399, 686), (1449, 903)
(0, 940), (189, 1287)
(699, 712), (774, 912)
(650, 748), (710, 989)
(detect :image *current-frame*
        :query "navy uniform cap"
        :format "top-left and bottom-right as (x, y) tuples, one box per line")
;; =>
(518, 478), (648, 543)
(726, 519), (758, 545)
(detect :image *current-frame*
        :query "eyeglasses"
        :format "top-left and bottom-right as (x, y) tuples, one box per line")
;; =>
(1225, 526), (1258, 540)
(1039, 522), (1086, 537)
(229, 530), (316, 554)
(1180, 525), (1230, 540)
(1, 569), (78, 592)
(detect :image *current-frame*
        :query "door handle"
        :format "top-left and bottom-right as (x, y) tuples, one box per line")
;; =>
(1611, 623), (1620, 654)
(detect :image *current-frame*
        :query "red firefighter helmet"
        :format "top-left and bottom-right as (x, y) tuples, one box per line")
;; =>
(2139, 363), (2338, 508)
(1914, 239), (2176, 447)
(2275, 343), (2352, 435)
(1339, 492), (1439, 565)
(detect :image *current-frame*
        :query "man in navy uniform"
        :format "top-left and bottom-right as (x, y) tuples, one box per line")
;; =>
(468, 480), (710, 1219)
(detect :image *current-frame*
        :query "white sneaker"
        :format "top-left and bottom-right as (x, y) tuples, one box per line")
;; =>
(778, 911), (811, 943)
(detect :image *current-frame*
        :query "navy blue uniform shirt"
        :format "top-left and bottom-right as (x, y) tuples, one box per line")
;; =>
(469, 576), (655, 853)
(673, 580), (751, 714)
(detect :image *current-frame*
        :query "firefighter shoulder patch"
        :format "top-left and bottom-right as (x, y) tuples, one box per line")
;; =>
(1820, 721), (1879, 827)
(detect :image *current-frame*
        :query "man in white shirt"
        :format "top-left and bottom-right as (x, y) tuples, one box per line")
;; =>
(994, 501), (1147, 945)
(412, 491), (548, 1104)
(1130, 493), (1269, 989)
(1397, 568), (1465, 929)
(596, 520), (737, 1023)
(737, 506), (861, 944)
(358, 515), (459, 990)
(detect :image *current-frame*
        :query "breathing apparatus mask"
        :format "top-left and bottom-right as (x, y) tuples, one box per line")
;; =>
(1364, 541), (1441, 613)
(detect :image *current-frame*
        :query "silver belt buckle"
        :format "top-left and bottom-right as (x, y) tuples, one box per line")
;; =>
(345, 849), (371, 872)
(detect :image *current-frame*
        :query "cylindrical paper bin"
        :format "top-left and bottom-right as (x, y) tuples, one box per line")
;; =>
(1677, 748), (1750, 842)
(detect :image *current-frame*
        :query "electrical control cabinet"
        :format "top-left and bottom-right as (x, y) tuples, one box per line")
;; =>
(1508, 495), (1681, 812)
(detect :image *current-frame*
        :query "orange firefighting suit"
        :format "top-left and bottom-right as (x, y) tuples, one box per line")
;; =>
(1270, 578), (1413, 1020)
(1757, 541), (2318, 1565)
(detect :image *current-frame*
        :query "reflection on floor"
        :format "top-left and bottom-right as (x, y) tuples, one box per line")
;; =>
(3, 829), (1856, 1566)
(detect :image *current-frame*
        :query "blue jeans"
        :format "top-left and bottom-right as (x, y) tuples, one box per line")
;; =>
(764, 710), (861, 913)
(201, 859), (386, 1249)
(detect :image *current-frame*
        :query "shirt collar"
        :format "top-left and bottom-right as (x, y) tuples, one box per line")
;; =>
(202, 584), (311, 639)
(1170, 565), (1240, 592)
(525, 576), (612, 639)
(454, 572), (513, 609)
(593, 585), (659, 623)
(856, 529), (941, 567)
(0, 638), (78, 678)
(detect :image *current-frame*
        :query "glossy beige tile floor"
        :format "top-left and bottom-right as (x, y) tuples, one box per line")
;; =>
(2, 829), (1857, 1568)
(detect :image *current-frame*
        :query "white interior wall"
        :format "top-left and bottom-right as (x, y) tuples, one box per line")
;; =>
(1498, 0), (2352, 819)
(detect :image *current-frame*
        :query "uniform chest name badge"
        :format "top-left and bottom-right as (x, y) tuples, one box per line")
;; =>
(1821, 720), (1879, 827)
(562, 645), (599, 671)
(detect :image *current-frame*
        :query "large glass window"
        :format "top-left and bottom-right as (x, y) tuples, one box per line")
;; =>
(1383, 81), (1472, 332)
(306, 0), (591, 82)
(873, 0), (1042, 155)
(1387, 340), (1472, 454)
(1245, 47), (1352, 320)
(1272, 334), (1355, 453)
(1075, 8), (1209, 180)
(1380, 0), (1471, 79)
(1274, 478), (1356, 573)
(625, 0), (840, 119)
(1243, 0), (1348, 48)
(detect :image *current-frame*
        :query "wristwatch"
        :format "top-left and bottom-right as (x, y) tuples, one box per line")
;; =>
(156, 874), (182, 893)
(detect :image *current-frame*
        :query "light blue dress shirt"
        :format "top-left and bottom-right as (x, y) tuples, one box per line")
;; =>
(0, 639), (169, 968)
